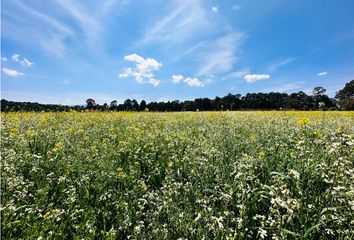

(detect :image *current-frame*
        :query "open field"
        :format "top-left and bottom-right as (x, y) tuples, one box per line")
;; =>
(1, 111), (354, 239)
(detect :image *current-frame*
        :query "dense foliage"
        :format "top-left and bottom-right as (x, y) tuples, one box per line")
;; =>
(2, 81), (354, 112)
(1, 111), (354, 239)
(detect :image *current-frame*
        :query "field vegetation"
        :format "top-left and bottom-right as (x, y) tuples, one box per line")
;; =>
(1, 111), (354, 239)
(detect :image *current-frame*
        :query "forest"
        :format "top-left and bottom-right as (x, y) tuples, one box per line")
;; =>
(1, 80), (353, 112)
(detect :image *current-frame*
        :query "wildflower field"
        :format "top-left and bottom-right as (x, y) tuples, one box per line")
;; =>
(1, 111), (354, 239)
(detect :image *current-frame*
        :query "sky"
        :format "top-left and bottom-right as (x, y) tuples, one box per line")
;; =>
(1, 0), (354, 105)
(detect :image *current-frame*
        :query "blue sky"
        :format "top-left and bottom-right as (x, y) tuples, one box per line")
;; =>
(1, 0), (354, 105)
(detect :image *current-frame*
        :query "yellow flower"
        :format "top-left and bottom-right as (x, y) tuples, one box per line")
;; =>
(297, 118), (310, 127)
(67, 127), (74, 134)
(249, 133), (256, 142)
(117, 167), (125, 179)
(336, 126), (344, 133)
(26, 129), (36, 139)
(259, 151), (266, 159)
(10, 127), (18, 138)
(140, 182), (147, 191)
(51, 142), (63, 154)
(313, 131), (323, 138)
(119, 140), (127, 146)
(40, 116), (48, 124)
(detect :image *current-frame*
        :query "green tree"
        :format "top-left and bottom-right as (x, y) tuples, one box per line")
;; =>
(86, 99), (96, 110)
(335, 80), (354, 110)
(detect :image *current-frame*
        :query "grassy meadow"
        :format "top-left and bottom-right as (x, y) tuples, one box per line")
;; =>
(1, 111), (354, 239)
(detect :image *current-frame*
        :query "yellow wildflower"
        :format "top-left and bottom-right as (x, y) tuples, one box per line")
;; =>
(51, 142), (63, 154)
(297, 118), (310, 127)
(259, 151), (266, 159)
(26, 129), (36, 139)
(117, 167), (125, 179)
(250, 133), (256, 142)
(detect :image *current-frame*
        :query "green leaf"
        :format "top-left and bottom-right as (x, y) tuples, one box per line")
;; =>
(281, 228), (299, 236)
(304, 223), (322, 238)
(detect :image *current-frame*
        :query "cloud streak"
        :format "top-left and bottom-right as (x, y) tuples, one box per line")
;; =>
(12, 53), (34, 66)
(197, 32), (245, 76)
(269, 58), (295, 71)
(262, 81), (305, 93)
(139, 0), (210, 46)
(318, 71), (328, 76)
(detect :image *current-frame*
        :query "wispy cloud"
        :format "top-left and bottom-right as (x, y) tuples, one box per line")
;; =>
(262, 81), (305, 93)
(137, 0), (245, 78)
(11, 53), (34, 66)
(268, 57), (295, 71)
(211, 6), (218, 13)
(3, 1), (123, 57)
(232, 5), (241, 11)
(226, 69), (250, 79)
(54, 0), (102, 43)
(197, 32), (245, 76)
(12, 0), (74, 36)
(244, 74), (270, 83)
(2, 67), (25, 77)
(318, 71), (328, 76)
(171, 40), (207, 63)
(171, 75), (204, 87)
(3, 0), (75, 57)
(1, 56), (8, 61)
(139, 0), (210, 46)
(119, 54), (162, 87)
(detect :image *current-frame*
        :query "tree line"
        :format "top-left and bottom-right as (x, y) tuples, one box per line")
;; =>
(1, 80), (353, 112)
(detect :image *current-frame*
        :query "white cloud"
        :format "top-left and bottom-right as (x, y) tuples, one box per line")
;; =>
(184, 77), (204, 87)
(23, 58), (33, 66)
(1, 56), (8, 61)
(197, 32), (244, 76)
(227, 69), (250, 79)
(137, 0), (245, 78)
(119, 54), (162, 87)
(232, 5), (240, 11)
(11, 53), (34, 66)
(212, 6), (218, 13)
(318, 71), (328, 76)
(244, 74), (270, 83)
(5, 0), (123, 57)
(2, 67), (25, 77)
(124, 54), (145, 63)
(4, 1), (74, 57)
(54, 0), (102, 43)
(262, 81), (305, 93)
(11, 53), (20, 62)
(139, 0), (210, 46)
(172, 75), (184, 83)
(171, 75), (204, 87)
(148, 78), (160, 87)
(269, 58), (295, 71)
